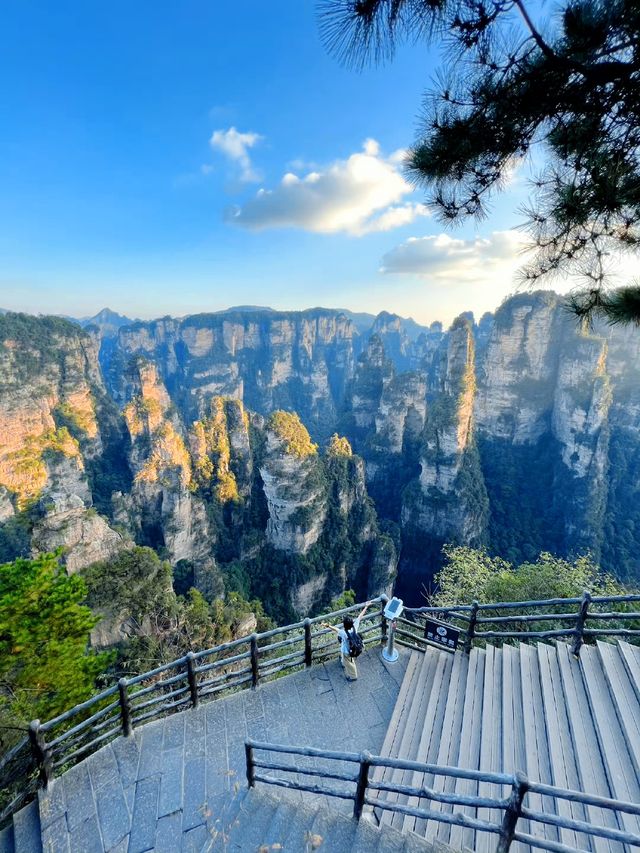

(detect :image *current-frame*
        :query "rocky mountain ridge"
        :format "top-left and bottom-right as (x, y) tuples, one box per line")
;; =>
(1, 292), (639, 612)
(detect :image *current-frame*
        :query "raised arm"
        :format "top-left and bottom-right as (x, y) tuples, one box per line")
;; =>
(357, 602), (370, 621)
(322, 622), (340, 634)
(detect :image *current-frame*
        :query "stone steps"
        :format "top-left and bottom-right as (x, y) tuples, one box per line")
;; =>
(203, 787), (439, 852)
(1, 798), (42, 853)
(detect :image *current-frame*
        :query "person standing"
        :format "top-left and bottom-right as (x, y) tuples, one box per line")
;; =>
(323, 602), (369, 680)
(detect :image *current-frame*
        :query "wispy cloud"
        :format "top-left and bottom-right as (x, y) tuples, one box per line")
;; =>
(380, 231), (526, 283)
(225, 139), (429, 235)
(209, 127), (263, 183)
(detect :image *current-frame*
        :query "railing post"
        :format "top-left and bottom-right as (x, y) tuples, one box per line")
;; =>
(245, 740), (255, 788)
(118, 678), (133, 737)
(571, 590), (591, 657)
(464, 600), (479, 654)
(250, 634), (259, 688)
(496, 772), (528, 853)
(353, 750), (372, 820)
(28, 720), (53, 787)
(380, 595), (389, 645)
(304, 618), (312, 668)
(186, 652), (199, 707)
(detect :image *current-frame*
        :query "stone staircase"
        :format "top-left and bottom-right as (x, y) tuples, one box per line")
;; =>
(199, 786), (438, 852)
(372, 640), (640, 853)
(0, 799), (42, 853)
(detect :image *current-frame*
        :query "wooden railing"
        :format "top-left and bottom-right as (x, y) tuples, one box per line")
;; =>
(396, 592), (640, 656)
(2, 590), (639, 826)
(0, 596), (388, 825)
(244, 740), (640, 853)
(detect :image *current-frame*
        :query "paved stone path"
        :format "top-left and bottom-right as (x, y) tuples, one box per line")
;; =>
(38, 649), (409, 852)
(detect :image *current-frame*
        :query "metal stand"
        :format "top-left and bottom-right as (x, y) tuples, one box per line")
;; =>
(381, 619), (399, 662)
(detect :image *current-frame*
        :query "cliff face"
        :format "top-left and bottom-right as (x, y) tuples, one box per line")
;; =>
(105, 309), (357, 438)
(475, 292), (561, 443)
(0, 314), (128, 571)
(260, 412), (326, 554)
(2, 296), (640, 615)
(114, 358), (221, 595)
(398, 319), (488, 596)
(474, 294), (614, 567)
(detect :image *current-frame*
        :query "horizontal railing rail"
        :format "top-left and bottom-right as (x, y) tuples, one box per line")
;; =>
(0, 737), (36, 827)
(245, 739), (640, 853)
(401, 591), (640, 656)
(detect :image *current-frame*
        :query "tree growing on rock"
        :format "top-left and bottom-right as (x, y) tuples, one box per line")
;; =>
(0, 552), (112, 734)
(319, 0), (640, 325)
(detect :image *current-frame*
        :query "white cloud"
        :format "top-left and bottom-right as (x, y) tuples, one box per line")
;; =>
(380, 231), (527, 282)
(226, 140), (429, 235)
(209, 127), (263, 182)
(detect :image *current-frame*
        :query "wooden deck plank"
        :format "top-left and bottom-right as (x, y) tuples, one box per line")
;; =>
(401, 650), (452, 835)
(476, 644), (499, 853)
(500, 644), (530, 853)
(579, 644), (640, 839)
(373, 651), (422, 792)
(511, 644), (531, 853)
(412, 651), (459, 839)
(519, 643), (559, 847)
(449, 648), (485, 852)
(617, 641), (640, 707)
(389, 649), (441, 829)
(422, 650), (469, 842)
(537, 642), (583, 850)
(597, 641), (640, 780)
(548, 643), (593, 849)
(557, 643), (622, 853)
(374, 652), (421, 771)
(438, 648), (478, 844)
(381, 650), (437, 826)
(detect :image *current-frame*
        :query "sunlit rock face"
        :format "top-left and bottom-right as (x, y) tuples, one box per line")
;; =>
(0, 314), (128, 570)
(3, 296), (640, 613)
(115, 358), (219, 587)
(31, 508), (128, 574)
(105, 309), (357, 437)
(398, 318), (488, 598)
(260, 413), (327, 555)
(0, 317), (102, 510)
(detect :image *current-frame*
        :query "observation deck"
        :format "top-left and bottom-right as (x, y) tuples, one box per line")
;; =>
(1, 593), (640, 853)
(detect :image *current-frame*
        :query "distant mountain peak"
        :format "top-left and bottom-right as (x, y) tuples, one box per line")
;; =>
(79, 308), (133, 331)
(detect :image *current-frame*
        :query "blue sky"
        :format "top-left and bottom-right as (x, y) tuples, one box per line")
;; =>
(1, 0), (537, 326)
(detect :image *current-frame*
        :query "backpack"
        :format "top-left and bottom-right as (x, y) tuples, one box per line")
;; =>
(347, 628), (364, 659)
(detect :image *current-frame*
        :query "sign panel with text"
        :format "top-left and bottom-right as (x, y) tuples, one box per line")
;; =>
(423, 618), (460, 651)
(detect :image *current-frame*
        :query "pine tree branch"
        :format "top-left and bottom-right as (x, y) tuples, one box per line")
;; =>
(511, 0), (556, 62)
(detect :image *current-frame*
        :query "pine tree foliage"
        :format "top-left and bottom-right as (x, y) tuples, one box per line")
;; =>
(319, 0), (640, 324)
(0, 553), (112, 726)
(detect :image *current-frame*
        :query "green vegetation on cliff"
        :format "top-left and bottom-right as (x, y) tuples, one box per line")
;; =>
(431, 546), (629, 608)
(0, 553), (112, 731)
(268, 411), (318, 457)
(326, 433), (352, 457)
(81, 547), (272, 675)
(0, 313), (91, 390)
